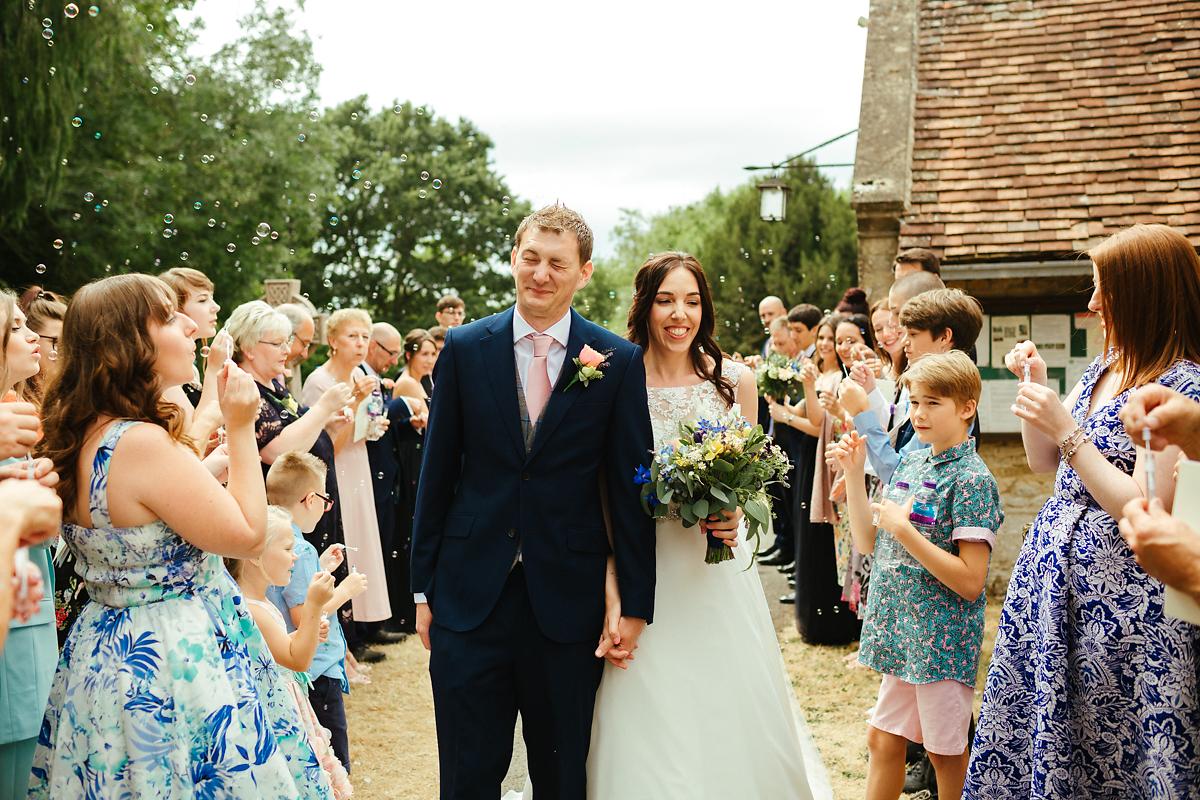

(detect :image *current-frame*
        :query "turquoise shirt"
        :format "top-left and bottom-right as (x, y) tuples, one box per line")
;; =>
(858, 439), (1003, 686)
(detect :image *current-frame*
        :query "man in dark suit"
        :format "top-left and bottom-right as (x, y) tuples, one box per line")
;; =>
(411, 205), (656, 800)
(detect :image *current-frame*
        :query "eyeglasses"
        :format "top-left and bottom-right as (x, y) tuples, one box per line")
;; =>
(37, 334), (58, 353)
(375, 341), (400, 358)
(258, 336), (295, 351)
(307, 491), (335, 512)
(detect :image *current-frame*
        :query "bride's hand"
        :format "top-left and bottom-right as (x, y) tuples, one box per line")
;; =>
(700, 507), (742, 548)
(596, 557), (630, 667)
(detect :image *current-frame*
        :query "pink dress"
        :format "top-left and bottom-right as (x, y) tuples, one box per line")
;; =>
(247, 598), (354, 799)
(302, 364), (392, 622)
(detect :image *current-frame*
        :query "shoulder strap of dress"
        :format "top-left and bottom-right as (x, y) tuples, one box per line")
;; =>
(87, 419), (141, 528)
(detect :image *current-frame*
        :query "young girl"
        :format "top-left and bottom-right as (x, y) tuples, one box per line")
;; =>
(229, 507), (353, 798)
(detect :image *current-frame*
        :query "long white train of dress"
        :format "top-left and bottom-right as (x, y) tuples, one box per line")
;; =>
(510, 363), (822, 799)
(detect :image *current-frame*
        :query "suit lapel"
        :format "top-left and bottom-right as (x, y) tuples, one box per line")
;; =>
(481, 308), (526, 458)
(527, 309), (592, 463)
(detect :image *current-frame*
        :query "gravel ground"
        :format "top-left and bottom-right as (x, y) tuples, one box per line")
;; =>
(344, 565), (1001, 799)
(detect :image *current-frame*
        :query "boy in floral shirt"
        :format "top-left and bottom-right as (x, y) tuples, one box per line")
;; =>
(833, 350), (1002, 800)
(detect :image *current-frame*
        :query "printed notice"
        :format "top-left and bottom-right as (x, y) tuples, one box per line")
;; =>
(1031, 315), (1070, 368)
(990, 315), (1031, 363)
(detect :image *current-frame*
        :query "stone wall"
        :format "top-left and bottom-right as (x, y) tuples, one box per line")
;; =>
(978, 434), (1054, 598)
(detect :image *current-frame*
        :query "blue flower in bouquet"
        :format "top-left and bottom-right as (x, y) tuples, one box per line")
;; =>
(633, 465), (652, 486)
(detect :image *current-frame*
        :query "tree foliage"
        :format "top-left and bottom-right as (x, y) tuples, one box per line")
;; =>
(595, 165), (857, 353)
(0, 2), (528, 328)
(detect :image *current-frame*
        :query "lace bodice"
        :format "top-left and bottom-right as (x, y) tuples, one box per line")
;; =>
(646, 360), (749, 450)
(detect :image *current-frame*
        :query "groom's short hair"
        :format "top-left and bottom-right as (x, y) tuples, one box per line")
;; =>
(514, 204), (594, 264)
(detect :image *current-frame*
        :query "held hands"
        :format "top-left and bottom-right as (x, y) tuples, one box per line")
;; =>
(1118, 497), (1200, 597)
(305, 570), (336, 609)
(871, 496), (914, 535)
(597, 616), (646, 670)
(1011, 382), (1074, 440)
(217, 362), (262, 429)
(1120, 384), (1200, 458)
(1004, 340), (1048, 385)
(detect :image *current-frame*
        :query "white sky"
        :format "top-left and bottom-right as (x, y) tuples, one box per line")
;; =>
(185, 0), (869, 258)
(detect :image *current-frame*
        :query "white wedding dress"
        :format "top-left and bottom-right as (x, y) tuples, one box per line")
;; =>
(513, 361), (819, 799)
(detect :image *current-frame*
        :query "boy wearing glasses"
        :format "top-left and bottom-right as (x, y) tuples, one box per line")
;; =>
(265, 451), (368, 773)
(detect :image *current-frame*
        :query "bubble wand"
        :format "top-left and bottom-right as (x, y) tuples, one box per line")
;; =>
(1143, 426), (1157, 501)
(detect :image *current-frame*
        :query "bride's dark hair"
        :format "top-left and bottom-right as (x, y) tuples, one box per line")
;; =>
(626, 252), (736, 407)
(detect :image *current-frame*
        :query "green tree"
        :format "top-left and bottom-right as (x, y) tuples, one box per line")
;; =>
(601, 164), (857, 353)
(293, 100), (529, 332)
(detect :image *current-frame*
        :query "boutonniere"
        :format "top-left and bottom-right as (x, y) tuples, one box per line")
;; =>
(564, 344), (610, 391)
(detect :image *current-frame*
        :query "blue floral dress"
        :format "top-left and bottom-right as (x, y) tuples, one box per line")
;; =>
(28, 421), (331, 799)
(964, 357), (1200, 799)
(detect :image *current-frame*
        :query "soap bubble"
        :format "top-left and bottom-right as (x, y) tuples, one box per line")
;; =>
(207, 218), (216, 227)
(93, 131), (101, 140)
(309, 110), (319, 121)
(351, 169), (361, 180)
(273, 78), (283, 89)
(146, 22), (153, 31)
(269, 231), (279, 240)
(87, 5), (98, 16)
(418, 189), (428, 199)
(350, 112), (359, 121)
(71, 212), (81, 220)
(432, 179), (442, 189)
(502, 208), (509, 216)
(226, 243), (236, 253)
(256, 222), (271, 237)
(42, 28), (54, 40)
(162, 229), (173, 238)
(42, 17), (52, 26)
(163, 213), (174, 224)
(70, 116), (82, 127)
(296, 133), (306, 142)
(394, 105), (402, 114)
(502, 195), (510, 204)
(180, 251), (189, 261)
(83, 191), (94, 202)
(199, 113), (208, 122)
(251, 236), (260, 245)
(307, 193), (317, 202)
(52, 239), (63, 249)
(35, 263), (47, 274)
(64, 3), (79, 18)
(101, 199), (108, 207)
(193, 200), (202, 210)
(416, 107), (425, 116)
(419, 171), (429, 181)
(328, 216), (339, 226)
(399, 153), (408, 162)
(184, 73), (196, 86)
(323, 278), (333, 288)
(150, 86), (159, 95)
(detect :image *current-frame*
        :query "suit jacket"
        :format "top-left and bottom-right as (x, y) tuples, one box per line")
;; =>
(366, 394), (414, 534)
(410, 307), (655, 643)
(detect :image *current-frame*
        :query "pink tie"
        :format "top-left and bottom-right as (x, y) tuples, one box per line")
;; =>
(526, 333), (553, 421)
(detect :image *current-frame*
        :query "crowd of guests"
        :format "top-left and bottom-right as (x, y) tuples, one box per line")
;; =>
(0, 221), (1199, 798)
(744, 226), (1200, 799)
(0, 266), (466, 797)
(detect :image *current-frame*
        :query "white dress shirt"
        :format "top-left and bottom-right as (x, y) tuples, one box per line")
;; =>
(415, 308), (572, 607)
(513, 307), (571, 391)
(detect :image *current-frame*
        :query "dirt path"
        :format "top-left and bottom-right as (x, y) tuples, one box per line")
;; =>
(344, 566), (1001, 799)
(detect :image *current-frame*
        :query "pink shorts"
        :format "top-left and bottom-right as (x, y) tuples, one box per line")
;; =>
(868, 674), (974, 756)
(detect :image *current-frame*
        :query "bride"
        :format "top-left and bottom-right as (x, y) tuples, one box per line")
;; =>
(522, 252), (816, 798)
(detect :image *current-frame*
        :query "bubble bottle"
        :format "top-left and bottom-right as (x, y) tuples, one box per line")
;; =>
(366, 380), (386, 441)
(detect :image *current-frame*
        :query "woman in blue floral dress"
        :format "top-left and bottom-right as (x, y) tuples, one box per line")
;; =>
(964, 224), (1200, 799)
(28, 274), (330, 798)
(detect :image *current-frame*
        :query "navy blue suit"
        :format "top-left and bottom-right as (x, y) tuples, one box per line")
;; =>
(411, 306), (655, 799)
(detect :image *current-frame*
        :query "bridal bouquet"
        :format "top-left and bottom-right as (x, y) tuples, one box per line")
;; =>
(635, 406), (791, 564)
(755, 353), (804, 402)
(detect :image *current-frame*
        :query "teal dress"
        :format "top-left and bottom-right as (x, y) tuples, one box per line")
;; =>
(28, 421), (332, 798)
(0, 538), (56, 797)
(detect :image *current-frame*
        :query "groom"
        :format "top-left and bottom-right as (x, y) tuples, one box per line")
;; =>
(411, 204), (656, 799)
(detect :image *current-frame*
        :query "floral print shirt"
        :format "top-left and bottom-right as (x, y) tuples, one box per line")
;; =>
(858, 438), (1003, 686)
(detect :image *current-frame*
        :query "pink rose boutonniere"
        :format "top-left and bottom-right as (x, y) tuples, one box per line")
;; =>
(564, 344), (610, 391)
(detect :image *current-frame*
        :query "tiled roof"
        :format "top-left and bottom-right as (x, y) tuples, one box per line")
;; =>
(900, 0), (1200, 260)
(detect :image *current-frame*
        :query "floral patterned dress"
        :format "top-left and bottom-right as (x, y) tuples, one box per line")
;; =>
(964, 357), (1200, 799)
(29, 421), (331, 799)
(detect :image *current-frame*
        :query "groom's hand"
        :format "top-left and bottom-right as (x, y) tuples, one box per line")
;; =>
(416, 603), (433, 650)
(612, 617), (646, 669)
(700, 508), (743, 548)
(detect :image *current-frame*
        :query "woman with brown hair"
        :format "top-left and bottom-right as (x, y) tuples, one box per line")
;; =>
(584, 252), (815, 799)
(28, 274), (331, 798)
(964, 224), (1200, 799)
(17, 288), (67, 404)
